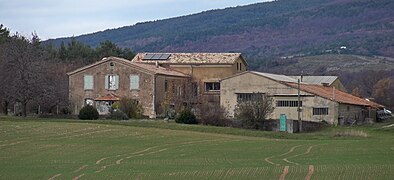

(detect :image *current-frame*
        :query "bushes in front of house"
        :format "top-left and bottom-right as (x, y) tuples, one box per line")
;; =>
(175, 109), (197, 124)
(112, 97), (143, 119)
(109, 109), (129, 120)
(78, 105), (99, 120)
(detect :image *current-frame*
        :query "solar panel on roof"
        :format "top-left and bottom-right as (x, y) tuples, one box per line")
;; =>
(159, 54), (171, 60)
(143, 53), (170, 60)
(152, 54), (162, 59)
(143, 53), (154, 60)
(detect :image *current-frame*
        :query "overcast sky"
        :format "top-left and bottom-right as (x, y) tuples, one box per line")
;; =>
(0, 0), (268, 40)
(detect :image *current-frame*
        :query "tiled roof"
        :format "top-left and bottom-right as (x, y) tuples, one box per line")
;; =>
(286, 83), (383, 108)
(95, 94), (120, 101)
(67, 57), (189, 77)
(132, 53), (243, 64)
(290, 76), (338, 85)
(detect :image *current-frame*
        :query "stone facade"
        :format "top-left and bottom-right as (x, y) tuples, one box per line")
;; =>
(68, 57), (188, 118)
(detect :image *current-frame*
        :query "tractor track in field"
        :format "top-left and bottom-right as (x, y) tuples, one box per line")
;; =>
(73, 173), (85, 180)
(279, 166), (289, 180)
(48, 173), (62, 180)
(283, 145), (314, 166)
(264, 145), (302, 166)
(93, 139), (231, 174)
(305, 165), (315, 180)
(73, 165), (88, 173)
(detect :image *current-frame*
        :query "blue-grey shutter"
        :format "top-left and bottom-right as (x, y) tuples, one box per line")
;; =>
(114, 75), (119, 90)
(130, 75), (139, 90)
(84, 75), (93, 90)
(104, 75), (109, 89)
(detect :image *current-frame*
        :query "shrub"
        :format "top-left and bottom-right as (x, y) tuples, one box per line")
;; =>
(113, 97), (144, 119)
(109, 109), (129, 120)
(175, 109), (197, 124)
(78, 105), (99, 120)
(235, 93), (274, 130)
(198, 101), (229, 127)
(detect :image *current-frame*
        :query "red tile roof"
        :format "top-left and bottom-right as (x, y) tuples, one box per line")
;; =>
(132, 53), (244, 65)
(95, 94), (120, 101)
(286, 83), (383, 108)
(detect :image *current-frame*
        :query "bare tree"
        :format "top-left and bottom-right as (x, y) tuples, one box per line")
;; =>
(2, 33), (49, 116)
(235, 93), (274, 130)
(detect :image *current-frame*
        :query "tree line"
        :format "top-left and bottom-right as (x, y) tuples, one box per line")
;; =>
(0, 24), (135, 117)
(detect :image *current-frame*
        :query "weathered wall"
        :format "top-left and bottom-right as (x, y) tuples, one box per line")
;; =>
(167, 57), (247, 103)
(154, 75), (189, 117)
(221, 72), (339, 124)
(69, 60), (155, 117)
(338, 103), (364, 124)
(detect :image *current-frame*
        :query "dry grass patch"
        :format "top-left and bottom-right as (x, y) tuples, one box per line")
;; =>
(333, 130), (368, 138)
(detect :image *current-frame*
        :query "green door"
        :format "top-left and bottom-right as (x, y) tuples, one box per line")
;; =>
(280, 114), (287, 132)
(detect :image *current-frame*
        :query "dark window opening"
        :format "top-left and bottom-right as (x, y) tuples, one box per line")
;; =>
(205, 82), (220, 92)
(313, 108), (329, 115)
(276, 100), (302, 107)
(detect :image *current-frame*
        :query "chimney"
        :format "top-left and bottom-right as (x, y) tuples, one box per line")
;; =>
(155, 61), (159, 68)
(333, 87), (336, 100)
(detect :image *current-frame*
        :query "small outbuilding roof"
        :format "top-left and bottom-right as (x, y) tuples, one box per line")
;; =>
(67, 56), (189, 78)
(132, 53), (246, 65)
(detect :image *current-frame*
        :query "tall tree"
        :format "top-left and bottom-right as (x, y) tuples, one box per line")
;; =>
(2, 33), (48, 116)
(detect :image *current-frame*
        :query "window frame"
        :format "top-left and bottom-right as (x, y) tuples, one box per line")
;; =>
(205, 82), (220, 92)
(84, 75), (94, 90)
(105, 74), (119, 90)
(313, 107), (329, 115)
(276, 100), (302, 107)
(130, 74), (140, 90)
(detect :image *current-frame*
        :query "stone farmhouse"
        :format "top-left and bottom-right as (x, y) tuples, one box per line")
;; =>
(67, 53), (247, 118)
(220, 71), (383, 125)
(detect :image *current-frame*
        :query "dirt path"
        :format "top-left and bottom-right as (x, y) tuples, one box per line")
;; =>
(279, 166), (289, 180)
(305, 165), (314, 180)
(48, 173), (61, 180)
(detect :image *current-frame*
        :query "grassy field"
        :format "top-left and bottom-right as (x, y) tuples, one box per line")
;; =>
(0, 117), (394, 179)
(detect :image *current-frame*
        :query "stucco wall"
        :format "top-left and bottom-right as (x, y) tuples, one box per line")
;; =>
(221, 72), (339, 124)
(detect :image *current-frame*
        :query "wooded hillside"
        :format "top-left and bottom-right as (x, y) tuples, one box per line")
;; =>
(46, 0), (394, 61)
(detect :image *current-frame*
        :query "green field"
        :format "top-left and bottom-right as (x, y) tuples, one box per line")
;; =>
(1, 117), (394, 179)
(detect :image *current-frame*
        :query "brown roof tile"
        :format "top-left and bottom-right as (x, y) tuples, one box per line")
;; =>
(132, 53), (243, 64)
(286, 83), (383, 108)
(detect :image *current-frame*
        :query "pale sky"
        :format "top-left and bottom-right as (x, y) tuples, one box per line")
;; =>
(0, 0), (268, 40)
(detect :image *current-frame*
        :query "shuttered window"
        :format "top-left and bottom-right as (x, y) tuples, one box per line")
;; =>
(84, 75), (93, 90)
(130, 75), (139, 90)
(105, 75), (119, 90)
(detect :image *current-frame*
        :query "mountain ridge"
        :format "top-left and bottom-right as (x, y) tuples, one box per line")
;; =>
(46, 0), (394, 61)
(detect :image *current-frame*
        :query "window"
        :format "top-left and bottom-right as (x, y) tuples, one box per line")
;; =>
(105, 75), (119, 90)
(130, 75), (139, 90)
(205, 82), (220, 92)
(237, 93), (263, 102)
(276, 100), (302, 107)
(192, 83), (198, 97)
(84, 75), (93, 90)
(165, 80), (168, 92)
(313, 108), (329, 115)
